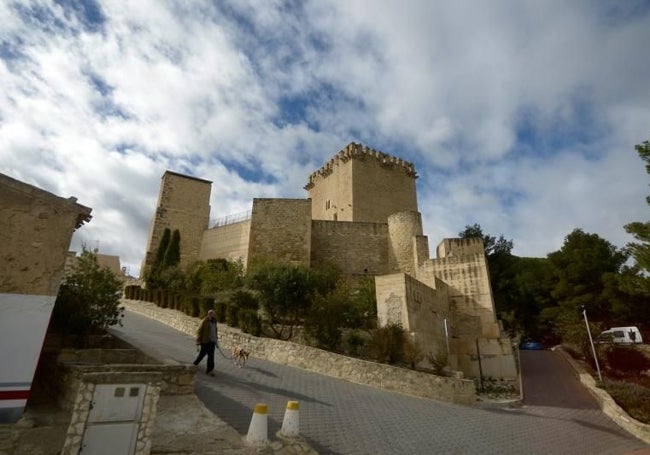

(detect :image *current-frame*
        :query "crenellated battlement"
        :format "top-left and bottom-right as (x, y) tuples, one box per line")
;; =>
(304, 142), (417, 190)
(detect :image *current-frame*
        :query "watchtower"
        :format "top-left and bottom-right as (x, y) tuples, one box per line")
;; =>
(142, 171), (211, 275)
(304, 143), (418, 223)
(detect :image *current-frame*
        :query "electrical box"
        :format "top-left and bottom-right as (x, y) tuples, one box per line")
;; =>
(80, 384), (146, 455)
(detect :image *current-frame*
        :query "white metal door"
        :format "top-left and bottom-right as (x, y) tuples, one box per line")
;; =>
(81, 384), (145, 455)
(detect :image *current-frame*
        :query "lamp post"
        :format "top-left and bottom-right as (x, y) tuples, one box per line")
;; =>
(582, 307), (602, 381)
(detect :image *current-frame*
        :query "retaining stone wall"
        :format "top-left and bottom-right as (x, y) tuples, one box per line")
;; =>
(122, 299), (476, 405)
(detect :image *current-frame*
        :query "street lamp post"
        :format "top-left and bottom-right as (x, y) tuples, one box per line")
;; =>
(582, 307), (602, 381)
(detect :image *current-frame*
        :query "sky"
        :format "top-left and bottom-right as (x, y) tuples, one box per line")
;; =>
(2, 0), (649, 278)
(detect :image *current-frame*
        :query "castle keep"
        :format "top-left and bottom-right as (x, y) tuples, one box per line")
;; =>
(142, 143), (517, 380)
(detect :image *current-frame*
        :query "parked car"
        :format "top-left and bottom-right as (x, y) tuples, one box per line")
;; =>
(519, 338), (544, 350)
(595, 326), (643, 344)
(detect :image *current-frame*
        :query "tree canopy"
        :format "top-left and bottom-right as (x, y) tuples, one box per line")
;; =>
(625, 141), (650, 273)
(50, 247), (124, 342)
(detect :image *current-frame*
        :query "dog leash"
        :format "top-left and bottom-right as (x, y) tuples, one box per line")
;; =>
(216, 344), (234, 360)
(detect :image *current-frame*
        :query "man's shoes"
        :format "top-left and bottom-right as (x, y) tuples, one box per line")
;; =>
(206, 371), (215, 376)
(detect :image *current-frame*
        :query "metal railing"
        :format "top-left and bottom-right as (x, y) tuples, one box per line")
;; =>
(210, 209), (252, 228)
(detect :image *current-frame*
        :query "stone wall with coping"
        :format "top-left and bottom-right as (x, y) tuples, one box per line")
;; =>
(248, 198), (312, 267)
(122, 299), (476, 405)
(199, 219), (251, 267)
(310, 219), (389, 275)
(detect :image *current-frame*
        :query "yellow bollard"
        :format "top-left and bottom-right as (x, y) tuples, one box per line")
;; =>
(246, 403), (268, 445)
(279, 400), (300, 438)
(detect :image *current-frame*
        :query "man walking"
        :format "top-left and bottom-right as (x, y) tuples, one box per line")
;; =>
(193, 309), (218, 376)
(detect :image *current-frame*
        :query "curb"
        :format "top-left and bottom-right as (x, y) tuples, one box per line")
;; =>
(557, 347), (650, 445)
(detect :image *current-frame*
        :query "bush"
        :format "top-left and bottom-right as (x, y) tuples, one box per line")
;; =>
(367, 322), (406, 364)
(238, 309), (262, 336)
(214, 300), (227, 323)
(226, 304), (239, 327)
(599, 378), (650, 423)
(304, 289), (349, 350)
(50, 249), (124, 343)
(344, 330), (366, 356)
(402, 336), (424, 370)
(605, 346), (650, 375)
(231, 290), (259, 310)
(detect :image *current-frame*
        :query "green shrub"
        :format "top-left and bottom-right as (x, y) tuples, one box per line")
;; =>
(238, 309), (262, 336)
(605, 346), (650, 375)
(367, 322), (406, 364)
(304, 290), (347, 350)
(231, 290), (259, 310)
(190, 297), (200, 317)
(214, 300), (227, 322)
(344, 330), (366, 356)
(226, 304), (239, 327)
(402, 336), (424, 370)
(50, 248), (123, 344)
(599, 379), (650, 423)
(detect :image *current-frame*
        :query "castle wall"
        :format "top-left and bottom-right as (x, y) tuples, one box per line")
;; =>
(350, 153), (418, 223)
(199, 219), (252, 267)
(0, 173), (91, 423)
(376, 274), (450, 362)
(247, 198), (312, 267)
(142, 172), (211, 275)
(305, 143), (418, 223)
(387, 211), (424, 275)
(305, 153), (353, 221)
(310, 220), (389, 275)
(418, 238), (499, 338)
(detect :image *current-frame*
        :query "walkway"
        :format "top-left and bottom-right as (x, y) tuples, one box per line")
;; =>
(110, 310), (650, 455)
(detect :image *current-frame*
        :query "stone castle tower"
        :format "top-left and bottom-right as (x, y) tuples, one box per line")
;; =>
(305, 143), (418, 223)
(141, 171), (211, 275)
(142, 143), (517, 381)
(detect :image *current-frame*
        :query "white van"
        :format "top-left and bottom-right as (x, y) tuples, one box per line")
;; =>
(596, 326), (643, 344)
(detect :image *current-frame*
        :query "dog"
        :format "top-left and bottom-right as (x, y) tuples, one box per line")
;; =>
(231, 345), (250, 368)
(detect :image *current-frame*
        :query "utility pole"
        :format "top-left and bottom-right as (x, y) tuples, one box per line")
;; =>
(582, 307), (602, 381)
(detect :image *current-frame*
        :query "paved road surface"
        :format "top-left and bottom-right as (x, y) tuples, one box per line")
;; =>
(111, 311), (649, 454)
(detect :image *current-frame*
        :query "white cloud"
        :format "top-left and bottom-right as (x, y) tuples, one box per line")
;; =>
(1, 0), (649, 276)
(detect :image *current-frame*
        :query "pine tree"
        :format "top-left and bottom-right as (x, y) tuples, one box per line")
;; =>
(624, 141), (650, 272)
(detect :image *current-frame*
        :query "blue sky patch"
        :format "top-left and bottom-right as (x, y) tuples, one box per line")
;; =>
(513, 92), (608, 162)
(219, 155), (277, 185)
(54, 0), (105, 32)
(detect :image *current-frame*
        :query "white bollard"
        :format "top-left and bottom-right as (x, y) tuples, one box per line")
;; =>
(279, 400), (300, 438)
(246, 403), (268, 445)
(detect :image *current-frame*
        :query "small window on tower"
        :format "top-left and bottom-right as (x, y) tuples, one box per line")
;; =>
(326, 200), (330, 209)
(333, 213), (338, 221)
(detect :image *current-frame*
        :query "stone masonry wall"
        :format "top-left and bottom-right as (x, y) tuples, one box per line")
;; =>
(142, 171), (211, 275)
(122, 299), (476, 405)
(306, 149), (353, 221)
(305, 143), (418, 224)
(386, 211), (424, 275)
(310, 220), (389, 275)
(418, 252), (499, 337)
(350, 151), (418, 223)
(199, 219), (251, 267)
(0, 173), (91, 296)
(376, 274), (451, 362)
(247, 198), (312, 267)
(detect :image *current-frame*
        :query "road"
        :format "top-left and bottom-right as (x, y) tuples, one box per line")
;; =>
(110, 311), (649, 454)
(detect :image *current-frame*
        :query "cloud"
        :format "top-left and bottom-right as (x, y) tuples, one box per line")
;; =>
(1, 0), (649, 276)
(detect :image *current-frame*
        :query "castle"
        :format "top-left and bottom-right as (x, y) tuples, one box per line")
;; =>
(142, 143), (517, 380)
